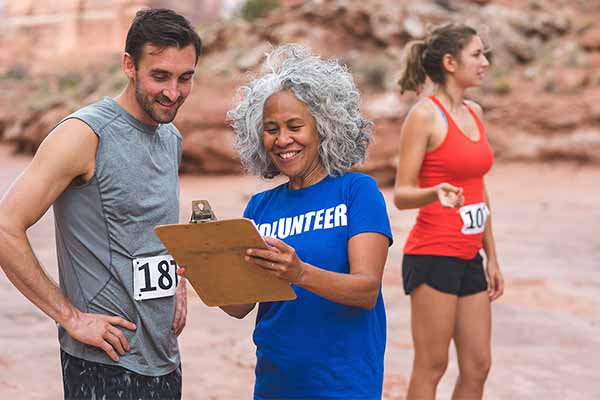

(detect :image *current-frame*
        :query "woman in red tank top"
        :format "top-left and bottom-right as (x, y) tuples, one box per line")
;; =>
(393, 23), (505, 400)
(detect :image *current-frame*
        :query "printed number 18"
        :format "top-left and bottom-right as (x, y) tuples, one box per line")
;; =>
(138, 260), (178, 293)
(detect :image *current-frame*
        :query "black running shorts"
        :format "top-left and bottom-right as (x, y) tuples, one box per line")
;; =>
(60, 349), (182, 400)
(402, 253), (488, 296)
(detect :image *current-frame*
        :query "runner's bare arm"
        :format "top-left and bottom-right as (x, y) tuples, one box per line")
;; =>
(0, 119), (136, 361)
(393, 102), (463, 209)
(467, 103), (505, 299)
(246, 233), (388, 310)
(482, 181), (504, 300)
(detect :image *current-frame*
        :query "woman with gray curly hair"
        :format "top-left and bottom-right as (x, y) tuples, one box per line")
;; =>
(223, 44), (393, 399)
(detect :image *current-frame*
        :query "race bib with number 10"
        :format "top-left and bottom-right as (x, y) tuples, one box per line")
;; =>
(133, 255), (179, 301)
(459, 202), (490, 235)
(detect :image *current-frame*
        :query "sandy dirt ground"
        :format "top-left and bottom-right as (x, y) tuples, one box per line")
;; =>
(1, 142), (599, 399)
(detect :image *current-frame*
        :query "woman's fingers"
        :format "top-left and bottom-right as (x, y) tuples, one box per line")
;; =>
(246, 247), (281, 262)
(246, 255), (281, 272)
(490, 273), (505, 301)
(498, 275), (505, 298)
(263, 236), (290, 252)
(487, 269), (505, 301)
(440, 193), (460, 208)
(437, 183), (464, 208)
(438, 182), (459, 192)
(456, 190), (465, 207)
(487, 274), (495, 299)
(246, 238), (303, 283)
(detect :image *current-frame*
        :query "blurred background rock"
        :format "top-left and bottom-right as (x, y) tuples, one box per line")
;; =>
(1, 0), (599, 184)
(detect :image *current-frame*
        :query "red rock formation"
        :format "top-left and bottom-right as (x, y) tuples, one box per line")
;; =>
(1, 0), (599, 184)
(0, 0), (224, 72)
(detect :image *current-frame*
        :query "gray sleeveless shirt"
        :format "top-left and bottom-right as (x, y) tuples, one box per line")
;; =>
(54, 97), (182, 376)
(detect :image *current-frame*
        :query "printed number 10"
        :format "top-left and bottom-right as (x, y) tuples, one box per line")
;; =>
(465, 208), (484, 230)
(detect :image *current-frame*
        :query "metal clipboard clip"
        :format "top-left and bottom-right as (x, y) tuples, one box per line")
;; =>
(190, 200), (217, 223)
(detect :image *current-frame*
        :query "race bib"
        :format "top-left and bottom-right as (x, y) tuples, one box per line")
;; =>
(133, 255), (179, 301)
(459, 202), (490, 235)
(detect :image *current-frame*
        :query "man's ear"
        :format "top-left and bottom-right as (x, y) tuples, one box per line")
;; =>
(442, 53), (457, 74)
(122, 52), (136, 79)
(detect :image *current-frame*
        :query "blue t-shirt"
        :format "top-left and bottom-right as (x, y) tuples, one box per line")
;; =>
(243, 172), (393, 400)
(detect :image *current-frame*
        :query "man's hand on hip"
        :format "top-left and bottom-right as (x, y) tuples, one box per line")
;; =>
(62, 311), (136, 362)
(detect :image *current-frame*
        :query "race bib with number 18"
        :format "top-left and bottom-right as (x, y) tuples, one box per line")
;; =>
(133, 255), (179, 301)
(459, 202), (490, 235)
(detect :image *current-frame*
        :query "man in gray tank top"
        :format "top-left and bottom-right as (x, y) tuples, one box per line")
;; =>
(0, 8), (202, 399)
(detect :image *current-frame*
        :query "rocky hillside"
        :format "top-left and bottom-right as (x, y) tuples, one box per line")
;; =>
(1, 0), (599, 185)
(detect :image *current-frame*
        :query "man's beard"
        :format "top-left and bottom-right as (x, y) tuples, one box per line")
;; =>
(134, 79), (183, 124)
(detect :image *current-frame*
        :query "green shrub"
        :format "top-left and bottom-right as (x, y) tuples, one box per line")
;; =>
(1, 65), (28, 81)
(362, 62), (388, 90)
(492, 78), (512, 95)
(58, 71), (82, 92)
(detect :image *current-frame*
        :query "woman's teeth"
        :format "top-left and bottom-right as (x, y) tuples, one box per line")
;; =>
(280, 152), (298, 159)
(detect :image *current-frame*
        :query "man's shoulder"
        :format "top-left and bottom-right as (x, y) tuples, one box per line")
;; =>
(161, 123), (183, 141)
(66, 98), (119, 133)
(72, 97), (115, 116)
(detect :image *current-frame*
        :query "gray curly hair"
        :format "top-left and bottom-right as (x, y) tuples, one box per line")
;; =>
(227, 44), (373, 178)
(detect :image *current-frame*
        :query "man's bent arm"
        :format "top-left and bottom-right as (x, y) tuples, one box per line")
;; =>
(0, 120), (96, 321)
(0, 120), (135, 361)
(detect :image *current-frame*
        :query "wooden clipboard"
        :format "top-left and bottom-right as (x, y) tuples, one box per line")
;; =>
(154, 202), (296, 306)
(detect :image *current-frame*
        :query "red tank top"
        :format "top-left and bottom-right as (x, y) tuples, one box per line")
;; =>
(403, 96), (494, 260)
